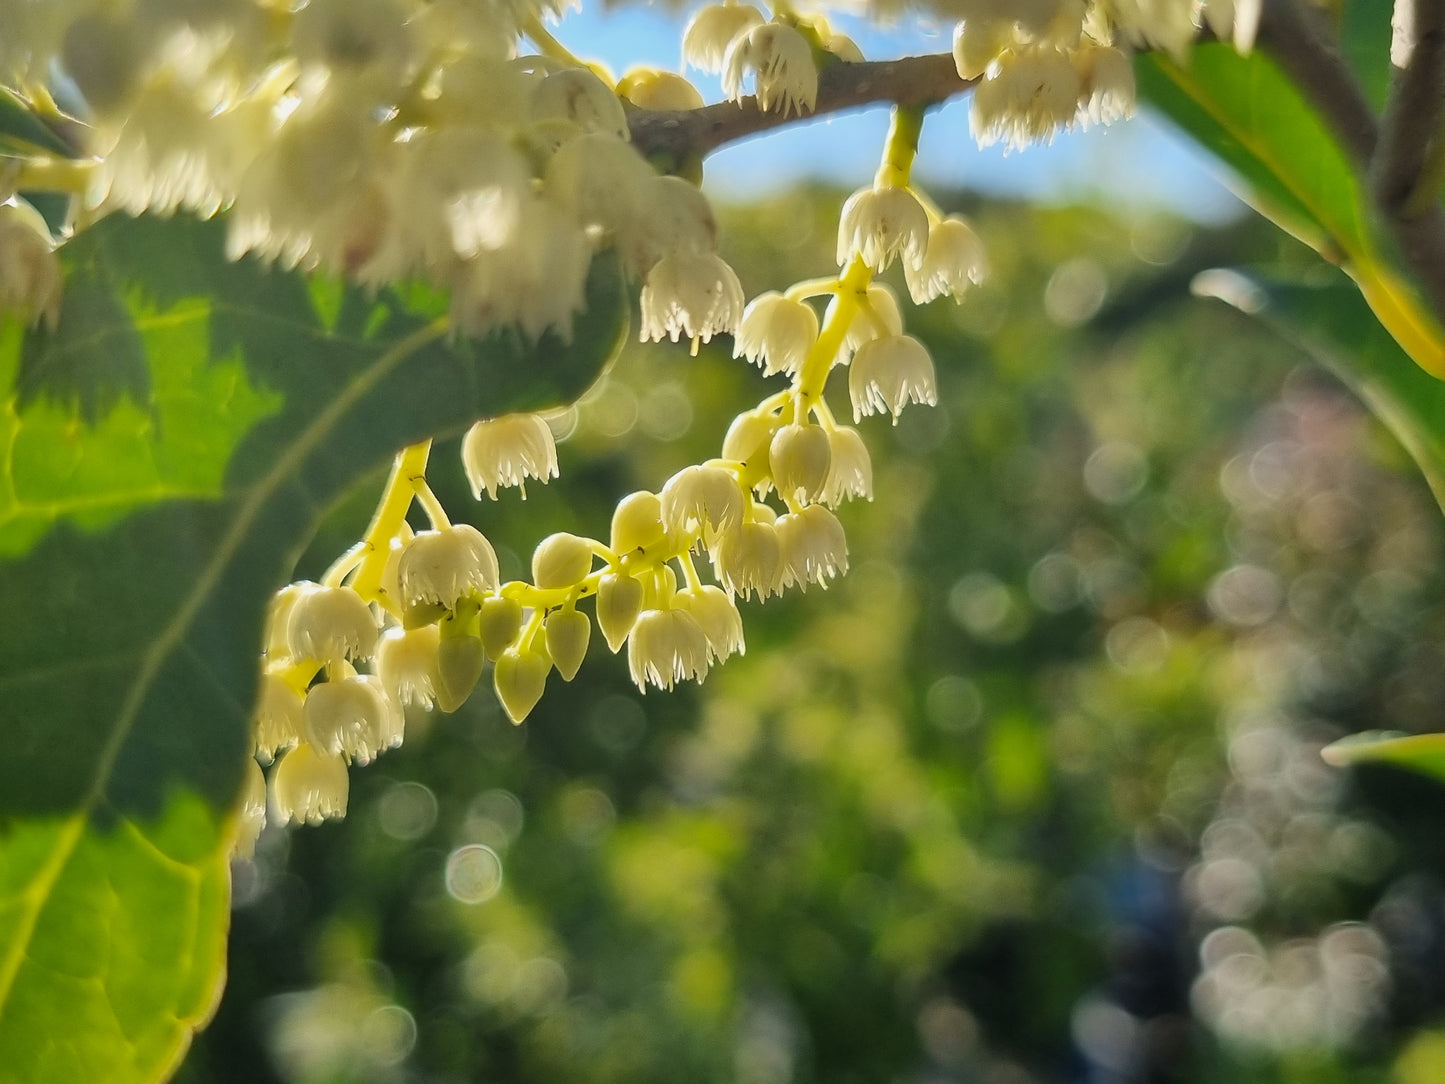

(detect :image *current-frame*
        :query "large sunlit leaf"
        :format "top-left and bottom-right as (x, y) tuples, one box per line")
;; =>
(0, 213), (627, 1083)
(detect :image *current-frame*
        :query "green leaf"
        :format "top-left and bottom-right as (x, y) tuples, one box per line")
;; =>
(0, 213), (627, 1083)
(1137, 43), (1374, 263)
(1321, 732), (1445, 783)
(0, 88), (77, 159)
(1194, 267), (1445, 511)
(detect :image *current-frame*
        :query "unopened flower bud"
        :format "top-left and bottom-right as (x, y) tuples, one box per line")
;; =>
(723, 410), (782, 493)
(836, 284), (904, 355)
(596, 572), (645, 652)
(769, 424), (831, 504)
(545, 608), (592, 680)
(494, 641), (553, 724)
(533, 532), (595, 589)
(398, 524), (499, 609)
(272, 742), (349, 825)
(611, 491), (667, 554)
(478, 595), (524, 659)
(617, 67), (706, 110)
(436, 633), (486, 713)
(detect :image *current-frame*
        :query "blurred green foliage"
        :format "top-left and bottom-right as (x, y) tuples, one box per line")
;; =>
(180, 187), (1445, 1083)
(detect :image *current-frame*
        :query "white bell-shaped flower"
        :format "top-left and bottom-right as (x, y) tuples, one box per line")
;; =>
(769, 423), (832, 504)
(622, 175), (718, 276)
(734, 291), (819, 376)
(628, 607), (712, 691)
(971, 45), (1084, 149)
(776, 504), (849, 590)
(952, 17), (1015, 81)
(286, 585), (380, 664)
(849, 334), (938, 424)
(303, 674), (403, 765)
(639, 251), (746, 345)
(398, 524), (500, 610)
(712, 521), (782, 599)
(254, 670), (306, 761)
(820, 426), (874, 505)
(376, 625), (440, 708)
(722, 22), (818, 117)
(462, 413), (559, 500)
(272, 742), (350, 825)
(1073, 44), (1136, 128)
(683, 3), (766, 72)
(906, 216), (988, 304)
(673, 585), (745, 662)
(661, 465), (747, 542)
(291, 0), (415, 88)
(234, 757), (267, 860)
(836, 184), (930, 270)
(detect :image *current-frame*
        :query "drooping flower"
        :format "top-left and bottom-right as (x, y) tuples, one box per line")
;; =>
(836, 184), (930, 270)
(836, 283), (905, 357)
(819, 426), (874, 505)
(734, 291), (819, 376)
(639, 251), (746, 345)
(769, 423), (832, 504)
(660, 465), (747, 543)
(775, 504), (849, 590)
(849, 334), (938, 424)
(462, 413), (559, 500)
(628, 607), (712, 691)
(254, 670), (306, 761)
(596, 572), (646, 651)
(712, 520), (782, 599)
(673, 584), (745, 662)
(494, 639), (553, 723)
(545, 608), (592, 680)
(530, 66), (630, 140)
(272, 742), (350, 825)
(286, 584), (380, 664)
(303, 674), (403, 765)
(722, 22), (818, 117)
(683, 2), (766, 72)
(970, 45), (1084, 149)
(1073, 43), (1136, 128)
(397, 524), (500, 610)
(375, 625), (441, 709)
(611, 491), (669, 554)
(905, 216), (988, 304)
(234, 756), (268, 860)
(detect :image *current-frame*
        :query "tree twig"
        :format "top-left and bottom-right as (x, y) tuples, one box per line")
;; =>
(629, 53), (973, 164)
(1258, 0), (1445, 327)
(1375, 0), (1445, 214)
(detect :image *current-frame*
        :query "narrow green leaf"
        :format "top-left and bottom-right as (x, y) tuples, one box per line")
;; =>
(0, 213), (627, 1083)
(1195, 268), (1445, 511)
(1137, 43), (1373, 262)
(1321, 731), (1445, 783)
(0, 88), (77, 159)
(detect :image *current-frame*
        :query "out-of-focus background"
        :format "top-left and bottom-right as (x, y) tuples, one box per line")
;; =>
(176, 14), (1445, 1081)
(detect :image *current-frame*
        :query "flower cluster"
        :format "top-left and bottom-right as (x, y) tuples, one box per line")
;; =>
(0, 0), (729, 341)
(237, 99), (983, 853)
